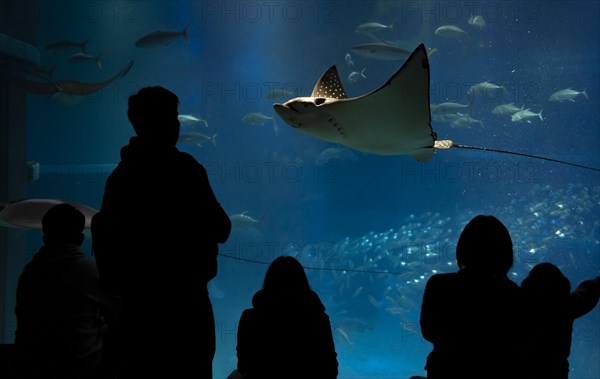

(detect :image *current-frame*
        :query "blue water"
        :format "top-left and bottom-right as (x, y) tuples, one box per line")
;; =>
(3, 1), (599, 378)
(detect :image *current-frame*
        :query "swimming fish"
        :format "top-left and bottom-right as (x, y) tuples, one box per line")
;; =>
(492, 103), (523, 115)
(348, 68), (367, 83)
(430, 102), (471, 114)
(0, 198), (98, 239)
(355, 22), (394, 34)
(273, 44), (599, 172)
(511, 108), (543, 123)
(135, 22), (190, 48)
(350, 43), (412, 61)
(242, 112), (279, 136)
(548, 88), (588, 102)
(345, 53), (355, 68)
(434, 25), (469, 38)
(229, 211), (264, 231)
(468, 15), (486, 28)
(274, 44), (436, 162)
(68, 52), (103, 69)
(45, 38), (90, 53)
(178, 114), (209, 127)
(8, 60), (134, 106)
(177, 132), (217, 147)
(316, 146), (358, 166)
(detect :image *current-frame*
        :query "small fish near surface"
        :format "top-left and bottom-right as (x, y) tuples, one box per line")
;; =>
(135, 22), (190, 48)
(178, 132), (217, 147)
(548, 88), (588, 102)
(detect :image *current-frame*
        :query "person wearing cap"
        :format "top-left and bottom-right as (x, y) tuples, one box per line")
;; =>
(14, 203), (117, 379)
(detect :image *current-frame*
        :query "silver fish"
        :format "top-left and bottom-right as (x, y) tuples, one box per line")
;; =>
(242, 112), (279, 136)
(492, 103), (523, 115)
(549, 88), (588, 102)
(435, 25), (469, 38)
(178, 114), (208, 127)
(430, 102), (470, 114)
(355, 22), (394, 34)
(511, 108), (543, 123)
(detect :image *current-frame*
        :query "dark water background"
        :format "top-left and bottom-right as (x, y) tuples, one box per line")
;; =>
(3, 1), (598, 378)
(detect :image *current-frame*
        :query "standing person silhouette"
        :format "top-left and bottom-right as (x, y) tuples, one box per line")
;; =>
(14, 203), (117, 379)
(521, 262), (600, 379)
(91, 86), (231, 379)
(419, 215), (523, 379)
(229, 256), (338, 379)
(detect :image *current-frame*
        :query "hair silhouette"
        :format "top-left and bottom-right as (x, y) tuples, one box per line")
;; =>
(522, 262), (571, 299)
(456, 215), (513, 276)
(127, 86), (180, 143)
(263, 256), (311, 294)
(42, 203), (85, 245)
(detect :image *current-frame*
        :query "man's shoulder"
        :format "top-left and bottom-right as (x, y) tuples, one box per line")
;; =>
(174, 151), (207, 171)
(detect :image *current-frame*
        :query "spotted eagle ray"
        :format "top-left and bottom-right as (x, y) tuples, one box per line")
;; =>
(273, 44), (599, 172)
(8, 60), (134, 105)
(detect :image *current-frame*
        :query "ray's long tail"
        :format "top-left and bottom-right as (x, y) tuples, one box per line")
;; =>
(434, 140), (600, 172)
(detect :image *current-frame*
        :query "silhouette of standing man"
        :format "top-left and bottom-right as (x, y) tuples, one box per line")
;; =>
(92, 86), (231, 379)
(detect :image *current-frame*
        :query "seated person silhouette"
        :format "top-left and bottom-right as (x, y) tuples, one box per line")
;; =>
(14, 203), (117, 379)
(229, 256), (338, 379)
(521, 262), (600, 379)
(419, 215), (522, 379)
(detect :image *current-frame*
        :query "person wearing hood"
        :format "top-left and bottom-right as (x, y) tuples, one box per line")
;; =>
(14, 203), (118, 379)
(91, 86), (231, 379)
(230, 256), (338, 379)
